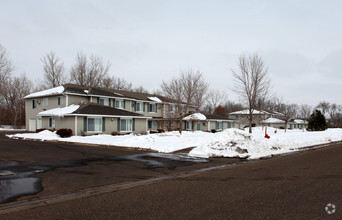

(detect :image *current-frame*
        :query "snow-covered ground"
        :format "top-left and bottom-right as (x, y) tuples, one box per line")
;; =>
(7, 127), (342, 159)
(0, 127), (26, 131)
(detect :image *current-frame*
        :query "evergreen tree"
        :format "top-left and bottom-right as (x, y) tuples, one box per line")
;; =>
(307, 110), (328, 131)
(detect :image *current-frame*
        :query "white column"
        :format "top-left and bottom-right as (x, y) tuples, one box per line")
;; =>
(75, 116), (78, 136)
(66, 95), (69, 107)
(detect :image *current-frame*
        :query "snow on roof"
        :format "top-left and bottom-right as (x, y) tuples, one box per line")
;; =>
(230, 109), (269, 115)
(38, 105), (80, 117)
(114, 92), (123, 96)
(148, 97), (162, 102)
(261, 117), (285, 124)
(183, 113), (207, 121)
(25, 86), (65, 98)
(294, 119), (306, 124)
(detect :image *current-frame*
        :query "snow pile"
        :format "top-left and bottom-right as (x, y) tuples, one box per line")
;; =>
(148, 97), (162, 102)
(24, 86), (64, 98)
(38, 105), (80, 117)
(190, 127), (342, 159)
(8, 130), (60, 141)
(7, 127), (342, 159)
(183, 113), (207, 120)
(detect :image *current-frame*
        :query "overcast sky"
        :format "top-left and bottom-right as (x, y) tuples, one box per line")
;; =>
(1, 0), (342, 106)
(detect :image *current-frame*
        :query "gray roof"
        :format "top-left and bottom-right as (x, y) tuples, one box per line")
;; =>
(73, 103), (148, 117)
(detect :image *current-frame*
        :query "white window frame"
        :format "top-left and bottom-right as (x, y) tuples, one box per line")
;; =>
(186, 121), (192, 130)
(43, 98), (48, 107)
(135, 102), (143, 112)
(149, 103), (156, 113)
(37, 118), (42, 129)
(87, 117), (102, 132)
(99, 98), (109, 106)
(57, 96), (64, 106)
(120, 118), (133, 132)
(49, 117), (55, 128)
(115, 99), (124, 109)
(170, 105), (177, 112)
(216, 121), (223, 130)
(32, 99), (38, 109)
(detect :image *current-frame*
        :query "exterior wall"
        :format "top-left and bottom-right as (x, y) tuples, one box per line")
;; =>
(231, 113), (271, 129)
(134, 118), (147, 133)
(25, 95), (66, 131)
(67, 94), (89, 106)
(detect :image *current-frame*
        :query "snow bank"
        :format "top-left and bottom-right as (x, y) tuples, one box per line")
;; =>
(7, 127), (342, 160)
(8, 130), (60, 141)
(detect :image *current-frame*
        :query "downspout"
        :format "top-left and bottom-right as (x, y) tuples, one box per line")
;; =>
(208, 120), (210, 131)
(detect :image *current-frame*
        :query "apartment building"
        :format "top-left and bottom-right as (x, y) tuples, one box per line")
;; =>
(24, 84), (201, 135)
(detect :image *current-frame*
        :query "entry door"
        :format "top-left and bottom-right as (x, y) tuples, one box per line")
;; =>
(37, 118), (42, 129)
(197, 122), (200, 131)
(29, 119), (36, 131)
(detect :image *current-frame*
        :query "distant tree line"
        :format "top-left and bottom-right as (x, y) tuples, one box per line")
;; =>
(0, 43), (341, 130)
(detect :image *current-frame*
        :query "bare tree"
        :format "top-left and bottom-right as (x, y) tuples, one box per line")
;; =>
(1, 74), (32, 127)
(41, 51), (65, 88)
(101, 75), (133, 90)
(316, 101), (330, 116)
(278, 103), (298, 132)
(134, 85), (149, 93)
(205, 89), (228, 113)
(299, 104), (312, 125)
(232, 53), (271, 133)
(70, 52), (110, 87)
(0, 44), (13, 89)
(328, 104), (342, 128)
(191, 75), (209, 111)
(161, 70), (209, 134)
(223, 101), (244, 115)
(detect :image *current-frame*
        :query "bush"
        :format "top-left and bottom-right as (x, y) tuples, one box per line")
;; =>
(211, 129), (216, 133)
(111, 132), (123, 136)
(307, 110), (328, 131)
(56, 128), (73, 138)
(157, 129), (165, 133)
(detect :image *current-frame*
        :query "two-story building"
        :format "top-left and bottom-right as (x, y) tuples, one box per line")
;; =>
(24, 84), (203, 135)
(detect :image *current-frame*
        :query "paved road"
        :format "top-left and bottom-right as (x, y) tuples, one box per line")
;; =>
(1, 131), (342, 219)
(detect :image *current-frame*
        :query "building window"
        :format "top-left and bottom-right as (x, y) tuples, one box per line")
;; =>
(148, 120), (155, 129)
(49, 117), (55, 128)
(99, 98), (109, 106)
(216, 121), (223, 130)
(32, 99), (38, 109)
(170, 105), (176, 112)
(115, 99), (124, 109)
(135, 102), (143, 112)
(149, 103), (156, 113)
(57, 96), (63, 106)
(120, 119), (132, 132)
(88, 118), (102, 132)
(186, 121), (192, 130)
(43, 98), (48, 107)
